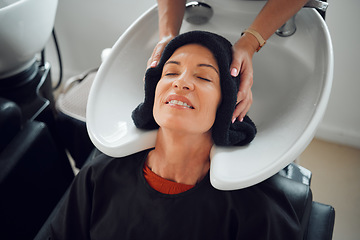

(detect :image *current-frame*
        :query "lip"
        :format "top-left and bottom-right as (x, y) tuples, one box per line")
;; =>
(165, 94), (195, 109)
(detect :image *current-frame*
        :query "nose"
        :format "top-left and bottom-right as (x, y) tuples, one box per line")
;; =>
(172, 73), (194, 91)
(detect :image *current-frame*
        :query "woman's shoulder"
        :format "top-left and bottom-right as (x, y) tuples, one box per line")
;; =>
(80, 149), (151, 178)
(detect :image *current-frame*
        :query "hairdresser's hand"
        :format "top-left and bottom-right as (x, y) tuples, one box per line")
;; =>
(230, 34), (258, 123)
(147, 35), (175, 69)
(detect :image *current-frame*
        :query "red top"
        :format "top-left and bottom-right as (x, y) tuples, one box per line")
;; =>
(143, 164), (195, 194)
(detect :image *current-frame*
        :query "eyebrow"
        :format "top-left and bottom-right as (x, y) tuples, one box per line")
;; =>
(198, 63), (219, 75)
(164, 60), (180, 66)
(165, 61), (219, 75)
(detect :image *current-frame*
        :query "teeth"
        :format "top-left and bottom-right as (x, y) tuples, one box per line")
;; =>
(168, 100), (193, 109)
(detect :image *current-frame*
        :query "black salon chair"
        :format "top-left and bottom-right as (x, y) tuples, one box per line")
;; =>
(277, 165), (335, 239)
(0, 98), (75, 239)
(34, 146), (335, 239)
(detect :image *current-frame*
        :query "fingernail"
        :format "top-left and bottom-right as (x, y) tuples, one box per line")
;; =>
(232, 118), (236, 123)
(150, 61), (157, 68)
(231, 68), (238, 77)
(240, 117), (244, 122)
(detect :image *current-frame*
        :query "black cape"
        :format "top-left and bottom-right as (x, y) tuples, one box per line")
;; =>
(49, 149), (302, 240)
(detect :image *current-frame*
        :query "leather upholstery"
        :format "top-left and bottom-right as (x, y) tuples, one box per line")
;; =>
(0, 98), (74, 239)
(268, 173), (313, 235)
(306, 202), (335, 240)
(0, 98), (22, 152)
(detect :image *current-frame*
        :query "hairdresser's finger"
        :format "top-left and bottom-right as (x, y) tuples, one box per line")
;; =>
(232, 66), (253, 122)
(230, 40), (248, 77)
(240, 90), (252, 120)
(147, 36), (175, 69)
(230, 47), (245, 77)
(232, 89), (252, 122)
(236, 67), (253, 103)
(147, 44), (165, 69)
(230, 55), (241, 77)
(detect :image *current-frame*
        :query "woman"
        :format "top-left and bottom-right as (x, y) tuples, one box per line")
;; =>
(48, 31), (301, 239)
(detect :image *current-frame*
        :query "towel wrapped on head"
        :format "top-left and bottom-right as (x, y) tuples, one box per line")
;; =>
(132, 31), (257, 146)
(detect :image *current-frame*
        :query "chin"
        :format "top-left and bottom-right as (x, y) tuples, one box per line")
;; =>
(157, 118), (212, 137)
(156, 116), (189, 131)
(153, 107), (215, 135)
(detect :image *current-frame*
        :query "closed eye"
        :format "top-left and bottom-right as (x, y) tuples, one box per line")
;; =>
(198, 76), (211, 82)
(165, 73), (178, 76)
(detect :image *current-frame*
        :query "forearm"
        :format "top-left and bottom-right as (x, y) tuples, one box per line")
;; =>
(238, 0), (308, 53)
(231, 0), (309, 119)
(250, 0), (309, 40)
(157, 0), (186, 39)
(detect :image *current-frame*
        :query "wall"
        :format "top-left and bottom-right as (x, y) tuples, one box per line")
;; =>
(46, 0), (156, 78)
(47, 0), (360, 149)
(315, 0), (360, 149)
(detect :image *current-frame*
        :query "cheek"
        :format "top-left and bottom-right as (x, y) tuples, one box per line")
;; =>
(208, 87), (222, 112)
(153, 80), (169, 124)
(153, 84), (163, 117)
(200, 88), (222, 126)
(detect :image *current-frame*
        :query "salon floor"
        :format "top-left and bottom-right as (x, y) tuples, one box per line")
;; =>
(299, 138), (360, 240)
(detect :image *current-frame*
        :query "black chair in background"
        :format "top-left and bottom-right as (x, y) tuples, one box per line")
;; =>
(0, 98), (74, 239)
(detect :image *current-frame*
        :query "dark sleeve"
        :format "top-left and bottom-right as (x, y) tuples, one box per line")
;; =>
(49, 165), (94, 240)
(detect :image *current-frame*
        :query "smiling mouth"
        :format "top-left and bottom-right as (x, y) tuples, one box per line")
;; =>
(166, 100), (195, 109)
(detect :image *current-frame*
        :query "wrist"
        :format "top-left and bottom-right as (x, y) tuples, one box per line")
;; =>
(242, 30), (266, 52)
(158, 34), (176, 44)
(161, 33), (176, 39)
(235, 34), (258, 56)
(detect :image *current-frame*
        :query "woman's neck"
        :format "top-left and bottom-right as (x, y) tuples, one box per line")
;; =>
(146, 128), (213, 185)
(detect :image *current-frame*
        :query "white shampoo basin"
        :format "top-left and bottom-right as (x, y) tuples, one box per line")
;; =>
(87, 0), (333, 190)
(0, 0), (58, 78)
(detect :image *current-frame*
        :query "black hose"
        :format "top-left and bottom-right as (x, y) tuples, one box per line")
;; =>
(52, 29), (63, 90)
(40, 49), (45, 67)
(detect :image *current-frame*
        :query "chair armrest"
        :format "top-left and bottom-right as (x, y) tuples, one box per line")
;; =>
(269, 174), (313, 234)
(305, 201), (335, 240)
(0, 98), (22, 152)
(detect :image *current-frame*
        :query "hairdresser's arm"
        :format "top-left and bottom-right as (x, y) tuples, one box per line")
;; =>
(231, 0), (309, 122)
(147, 0), (186, 68)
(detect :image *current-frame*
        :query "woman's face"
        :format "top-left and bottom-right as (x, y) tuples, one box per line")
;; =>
(153, 44), (221, 135)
